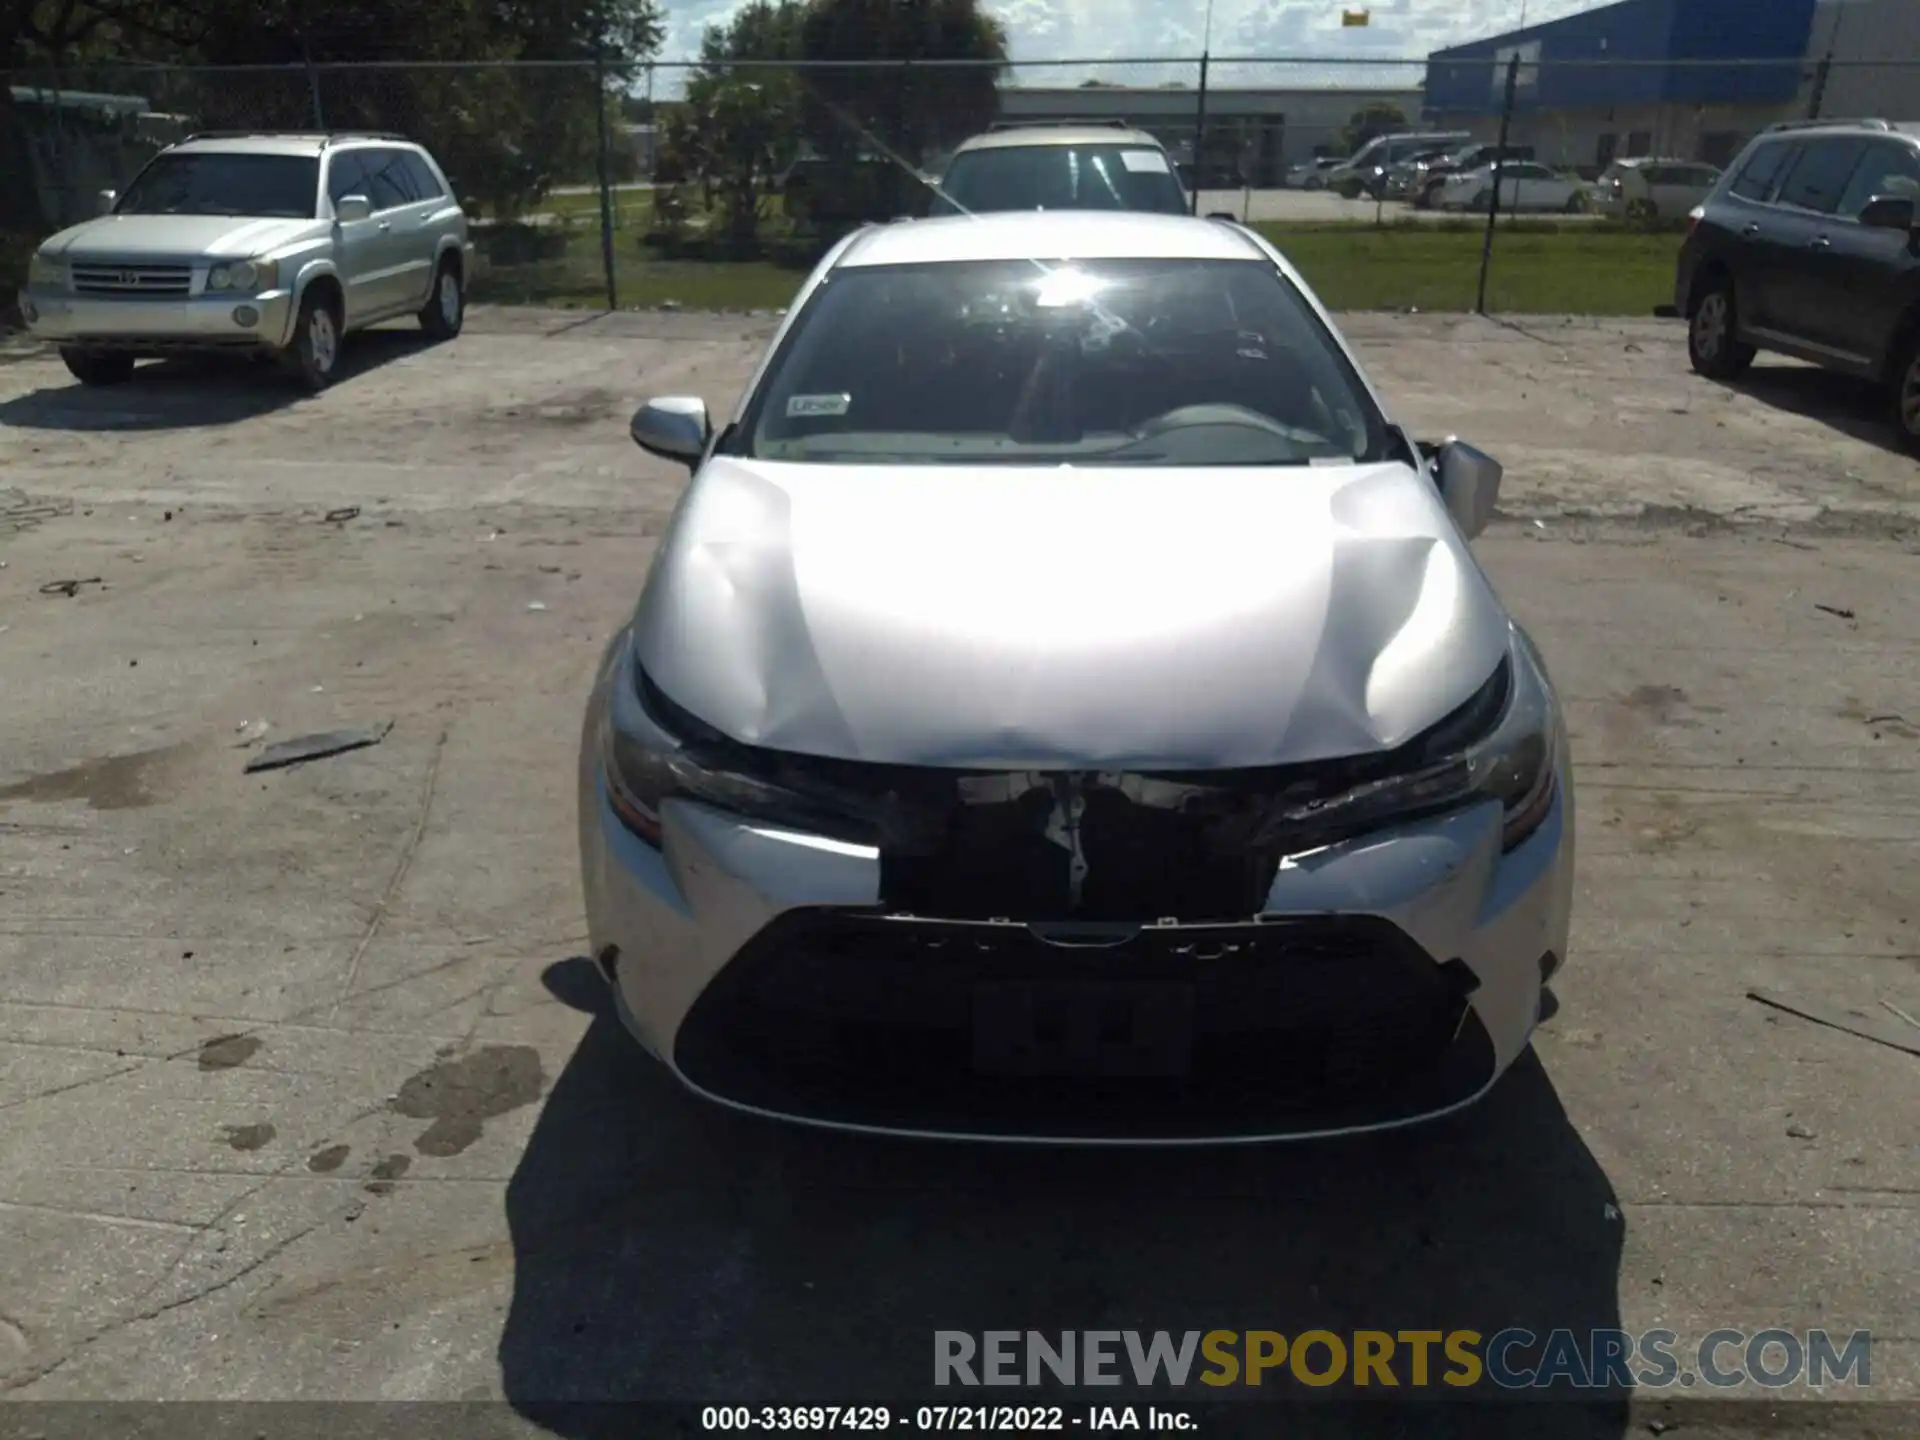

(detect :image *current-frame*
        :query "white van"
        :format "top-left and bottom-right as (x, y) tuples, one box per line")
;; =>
(1329, 131), (1473, 197)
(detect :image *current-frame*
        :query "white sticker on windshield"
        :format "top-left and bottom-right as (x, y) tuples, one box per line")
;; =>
(787, 392), (851, 418)
(1120, 149), (1171, 174)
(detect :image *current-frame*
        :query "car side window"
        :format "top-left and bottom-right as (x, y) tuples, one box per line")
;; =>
(361, 147), (419, 211)
(1835, 142), (1920, 219)
(1729, 142), (1794, 202)
(400, 151), (445, 200)
(326, 151), (369, 207)
(1774, 138), (1867, 215)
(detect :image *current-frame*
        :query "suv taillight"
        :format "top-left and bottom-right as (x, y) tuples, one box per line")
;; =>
(1684, 204), (1705, 238)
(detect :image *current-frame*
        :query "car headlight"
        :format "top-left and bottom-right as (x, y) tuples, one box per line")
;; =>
(207, 259), (277, 293)
(27, 252), (66, 287)
(599, 651), (889, 849)
(1258, 630), (1562, 854)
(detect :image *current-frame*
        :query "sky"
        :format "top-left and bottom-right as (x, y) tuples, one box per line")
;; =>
(654, 0), (1611, 70)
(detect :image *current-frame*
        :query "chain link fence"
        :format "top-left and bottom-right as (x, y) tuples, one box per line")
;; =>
(6, 54), (1919, 319)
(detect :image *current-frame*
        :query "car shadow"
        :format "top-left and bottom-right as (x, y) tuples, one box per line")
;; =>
(0, 326), (438, 433)
(499, 959), (1627, 1437)
(1728, 363), (1905, 455)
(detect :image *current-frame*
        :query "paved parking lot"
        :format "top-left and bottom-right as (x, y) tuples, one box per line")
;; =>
(0, 308), (1917, 1430)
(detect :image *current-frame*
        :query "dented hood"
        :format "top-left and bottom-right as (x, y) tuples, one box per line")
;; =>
(632, 457), (1512, 769)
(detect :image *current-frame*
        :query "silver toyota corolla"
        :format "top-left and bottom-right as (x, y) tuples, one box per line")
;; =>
(578, 210), (1574, 1144)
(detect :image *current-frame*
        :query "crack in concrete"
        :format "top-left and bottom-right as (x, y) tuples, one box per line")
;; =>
(329, 728), (450, 1021)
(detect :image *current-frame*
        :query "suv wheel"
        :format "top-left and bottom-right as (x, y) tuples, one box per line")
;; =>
(1895, 338), (1920, 456)
(283, 289), (341, 392)
(61, 349), (134, 386)
(1687, 280), (1756, 380)
(419, 261), (464, 341)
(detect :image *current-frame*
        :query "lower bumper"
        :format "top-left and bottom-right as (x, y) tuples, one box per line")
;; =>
(20, 287), (296, 352)
(579, 713), (1574, 1145)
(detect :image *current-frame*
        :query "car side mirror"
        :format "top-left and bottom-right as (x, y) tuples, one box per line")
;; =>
(630, 396), (711, 467)
(1432, 438), (1503, 539)
(1206, 211), (1238, 222)
(1858, 194), (1917, 233)
(335, 194), (372, 223)
(97, 188), (118, 215)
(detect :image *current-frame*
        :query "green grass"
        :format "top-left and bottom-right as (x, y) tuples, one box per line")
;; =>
(468, 222), (801, 310)
(1250, 220), (1684, 315)
(468, 209), (1684, 317)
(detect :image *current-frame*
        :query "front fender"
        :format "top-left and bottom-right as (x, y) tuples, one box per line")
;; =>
(279, 260), (343, 348)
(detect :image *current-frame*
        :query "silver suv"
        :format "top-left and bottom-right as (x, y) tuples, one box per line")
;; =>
(18, 131), (473, 391)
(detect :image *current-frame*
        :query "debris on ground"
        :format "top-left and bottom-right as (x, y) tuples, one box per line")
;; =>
(1881, 1000), (1920, 1030)
(39, 576), (103, 597)
(323, 506), (361, 524)
(527, 601), (547, 611)
(1785, 1122), (1816, 1140)
(1813, 603), (1855, 619)
(1747, 988), (1920, 1057)
(232, 719), (272, 747)
(244, 721), (393, 774)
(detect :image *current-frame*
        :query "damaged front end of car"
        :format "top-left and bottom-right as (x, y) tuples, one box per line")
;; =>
(589, 627), (1566, 1139)
(601, 628), (1558, 926)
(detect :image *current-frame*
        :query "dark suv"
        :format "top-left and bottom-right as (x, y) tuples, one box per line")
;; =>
(1674, 119), (1920, 452)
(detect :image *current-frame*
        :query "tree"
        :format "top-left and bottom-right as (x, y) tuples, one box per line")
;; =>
(796, 0), (1007, 222)
(0, 0), (667, 220)
(1339, 101), (1407, 155)
(669, 0), (805, 248)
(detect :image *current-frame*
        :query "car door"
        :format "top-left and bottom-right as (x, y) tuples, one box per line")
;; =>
(393, 149), (455, 307)
(357, 146), (429, 313)
(1798, 140), (1920, 369)
(324, 150), (390, 326)
(1503, 163), (1549, 209)
(1717, 139), (1802, 334)
(1764, 137), (1870, 355)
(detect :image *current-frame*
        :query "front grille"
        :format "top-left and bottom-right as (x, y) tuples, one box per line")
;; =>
(675, 912), (1491, 1139)
(71, 263), (193, 297)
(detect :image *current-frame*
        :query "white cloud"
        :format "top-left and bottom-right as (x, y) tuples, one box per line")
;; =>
(656, 0), (1612, 67)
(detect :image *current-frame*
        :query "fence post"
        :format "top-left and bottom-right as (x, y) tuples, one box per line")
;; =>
(1806, 52), (1831, 120)
(594, 44), (618, 312)
(1475, 53), (1521, 317)
(300, 44), (325, 129)
(1191, 51), (1210, 215)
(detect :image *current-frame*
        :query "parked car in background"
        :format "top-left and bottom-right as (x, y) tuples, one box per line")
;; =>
(930, 124), (1190, 217)
(18, 131), (471, 390)
(1438, 161), (1588, 214)
(1593, 157), (1722, 222)
(1382, 150), (1456, 202)
(1329, 130), (1472, 199)
(1286, 157), (1343, 190)
(596, 209), (1574, 1143)
(1676, 118), (1920, 453)
(1414, 144), (1536, 209)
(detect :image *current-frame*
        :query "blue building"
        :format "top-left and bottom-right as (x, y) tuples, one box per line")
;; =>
(1424, 0), (1822, 172)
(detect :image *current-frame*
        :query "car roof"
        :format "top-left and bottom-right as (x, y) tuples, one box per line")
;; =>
(954, 126), (1165, 154)
(835, 211), (1265, 269)
(1759, 119), (1920, 141)
(168, 133), (412, 158)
